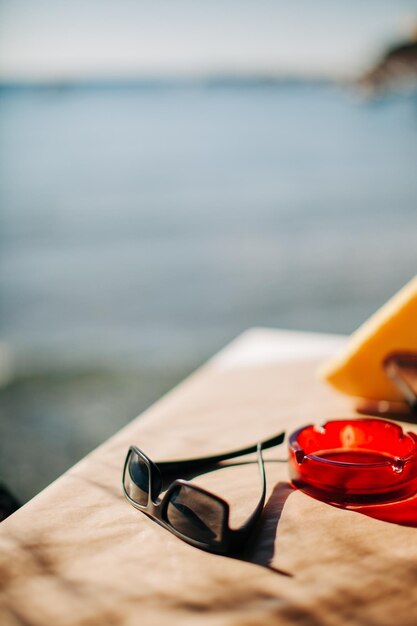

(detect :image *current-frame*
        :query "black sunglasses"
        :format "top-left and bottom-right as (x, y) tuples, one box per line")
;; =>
(122, 431), (285, 554)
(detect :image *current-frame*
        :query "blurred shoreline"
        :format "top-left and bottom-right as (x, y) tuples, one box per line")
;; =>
(0, 74), (337, 93)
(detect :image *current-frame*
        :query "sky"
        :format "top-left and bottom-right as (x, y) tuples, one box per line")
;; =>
(0, 0), (416, 81)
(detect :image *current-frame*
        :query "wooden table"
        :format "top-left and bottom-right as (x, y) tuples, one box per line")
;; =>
(1, 329), (416, 626)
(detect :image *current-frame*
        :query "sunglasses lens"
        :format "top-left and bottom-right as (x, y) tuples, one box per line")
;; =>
(166, 485), (226, 544)
(124, 450), (150, 506)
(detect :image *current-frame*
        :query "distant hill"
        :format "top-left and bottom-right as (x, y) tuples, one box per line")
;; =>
(358, 36), (417, 95)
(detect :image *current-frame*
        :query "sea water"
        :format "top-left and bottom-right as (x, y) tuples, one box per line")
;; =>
(1, 81), (416, 499)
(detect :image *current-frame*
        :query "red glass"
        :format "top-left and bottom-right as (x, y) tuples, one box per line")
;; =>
(288, 418), (417, 504)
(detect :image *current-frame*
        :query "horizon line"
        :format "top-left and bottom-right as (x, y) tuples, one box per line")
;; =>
(0, 72), (348, 90)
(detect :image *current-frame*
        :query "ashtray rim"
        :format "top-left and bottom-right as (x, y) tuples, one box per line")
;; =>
(289, 417), (417, 469)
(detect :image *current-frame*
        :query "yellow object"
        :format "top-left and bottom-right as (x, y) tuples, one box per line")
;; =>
(318, 275), (417, 401)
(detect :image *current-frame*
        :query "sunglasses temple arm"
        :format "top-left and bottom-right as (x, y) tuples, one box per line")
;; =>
(157, 431), (285, 474)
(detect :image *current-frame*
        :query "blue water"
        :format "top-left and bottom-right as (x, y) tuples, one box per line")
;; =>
(1, 82), (417, 500)
(0, 83), (417, 372)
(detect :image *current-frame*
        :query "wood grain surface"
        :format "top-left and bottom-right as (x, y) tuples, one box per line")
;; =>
(1, 350), (416, 626)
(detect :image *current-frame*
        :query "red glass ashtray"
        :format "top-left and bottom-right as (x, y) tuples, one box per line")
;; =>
(288, 418), (417, 504)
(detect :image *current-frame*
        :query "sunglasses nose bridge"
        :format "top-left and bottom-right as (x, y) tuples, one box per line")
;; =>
(146, 499), (160, 516)
(148, 460), (163, 503)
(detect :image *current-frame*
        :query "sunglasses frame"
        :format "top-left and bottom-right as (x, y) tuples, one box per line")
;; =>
(384, 351), (417, 413)
(122, 431), (285, 554)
